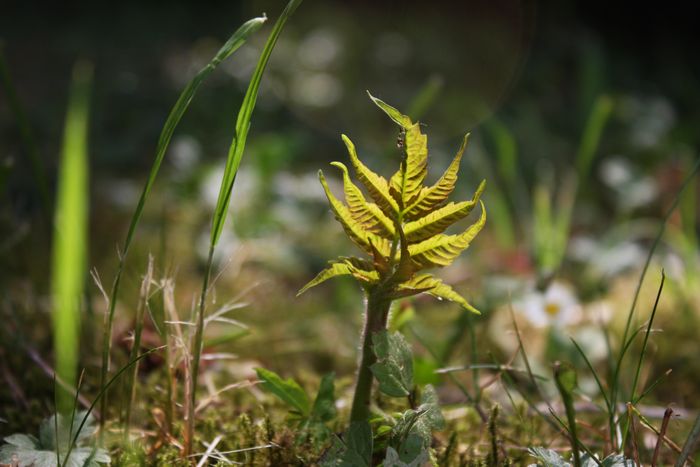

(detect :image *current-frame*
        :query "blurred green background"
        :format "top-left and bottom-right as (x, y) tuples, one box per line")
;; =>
(1, 0), (699, 437)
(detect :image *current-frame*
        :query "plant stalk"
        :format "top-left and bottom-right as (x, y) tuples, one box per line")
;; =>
(350, 290), (391, 423)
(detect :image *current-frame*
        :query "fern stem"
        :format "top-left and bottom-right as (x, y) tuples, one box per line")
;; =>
(350, 290), (391, 423)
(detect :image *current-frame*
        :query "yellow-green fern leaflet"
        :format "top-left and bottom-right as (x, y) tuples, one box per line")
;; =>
(300, 93), (486, 315)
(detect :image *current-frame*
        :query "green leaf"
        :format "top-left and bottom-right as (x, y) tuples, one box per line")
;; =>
(417, 384), (445, 432)
(554, 361), (578, 396)
(403, 180), (484, 242)
(404, 133), (469, 220)
(311, 373), (337, 423)
(389, 123), (428, 207)
(210, 0), (302, 247)
(342, 134), (399, 216)
(528, 447), (570, 467)
(331, 161), (395, 237)
(344, 421), (373, 467)
(370, 331), (414, 397)
(255, 368), (311, 417)
(298, 257), (380, 296)
(398, 274), (480, 314)
(367, 91), (413, 128)
(319, 170), (391, 257)
(385, 440), (429, 467)
(52, 61), (91, 414)
(408, 201), (486, 269)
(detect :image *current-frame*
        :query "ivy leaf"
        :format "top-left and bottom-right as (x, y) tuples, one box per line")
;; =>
(398, 274), (480, 314)
(255, 367), (310, 417)
(370, 330), (414, 397)
(404, 134), (470, 220)
(408, 202), (486, 269)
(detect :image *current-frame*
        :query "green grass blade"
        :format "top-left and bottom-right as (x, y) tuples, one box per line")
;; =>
(610, 157), (700, 449)
(209, 0), (303, 248)
(575, 95), (613, 181)
(97, 15), (265, 434)
(622, 271), (665, 449)
(569, 337), (611, 413)
(0, 42), (52, 223)
(51, 61), (92, 415)
(675, 413), (700, 467)
(187, 0), (303, 455)
(407, 74), (443, 121)
(63, 346), (165, 463)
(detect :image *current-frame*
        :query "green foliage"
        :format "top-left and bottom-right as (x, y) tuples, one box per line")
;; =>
(188, 0), (303, 454)
(299, 92), (486, 314)
(255, 368), (337, 445)
(322, 421), (374, 467)
(256, 367), (310, 416)
(0, 412), (109, 467)
(51, 61), (91, 414)
(370, 330), (414, 397)
(528, 447), (633, 467)
(387, 385), (445, 455)
(99, 12), (266, 431)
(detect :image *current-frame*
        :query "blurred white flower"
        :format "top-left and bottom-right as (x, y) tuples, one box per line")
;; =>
(297, 29), (342, 70)
(517, 281), (581, 328)
(600, 157), (658, 211)
(570, 235), (645, 278)
(290, 71), (342, 107)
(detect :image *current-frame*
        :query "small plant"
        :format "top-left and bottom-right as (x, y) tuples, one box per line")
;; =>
(255, 368), (337, 446)
(0, 412), (110, 467)
(299, 92), (486, 425)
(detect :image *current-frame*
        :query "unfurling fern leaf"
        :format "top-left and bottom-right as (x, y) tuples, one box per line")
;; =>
(300, 92), (486, 315)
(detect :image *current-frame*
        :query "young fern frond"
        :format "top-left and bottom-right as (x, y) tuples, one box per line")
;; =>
(300, 92), (485, 423)
(301, 93), (486, 313)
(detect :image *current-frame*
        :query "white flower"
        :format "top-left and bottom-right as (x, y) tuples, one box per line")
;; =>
(517, 281), (581, 328)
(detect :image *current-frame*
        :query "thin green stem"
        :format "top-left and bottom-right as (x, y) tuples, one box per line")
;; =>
(350, 291), (391, 423)
(185, 244), (215, 456)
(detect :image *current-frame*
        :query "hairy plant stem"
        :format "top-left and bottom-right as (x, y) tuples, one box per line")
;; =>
(350, 290), (391, 423)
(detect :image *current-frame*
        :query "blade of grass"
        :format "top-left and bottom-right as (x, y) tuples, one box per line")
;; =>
(97, 15), (266, 435)
(52, 60), (92, 415)
(407, 74), (443, 121)
(123, 255), (155, 442)
(63, 346), (165, 464)
(553, 361), (581, 467)
(0, 42), (52, 222)
(621, 271), (665, 448)
(674, 413), (700, 467)
(610, 157), (700, 449)
(187, 0), (303, 456)
(570, 337), (611, 413)
(575, 95), (613, 181)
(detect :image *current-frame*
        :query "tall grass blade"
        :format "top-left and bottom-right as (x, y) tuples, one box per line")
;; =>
(675, 413), (700, 467)
(187, 0), (303, 456)
(552, 361), (581, 467)
(123, 256), (154, 441)
(0, 42), (52, 222)
(610, 157), (700, 449)
(621, 271), (665, 448)
(51, 61), (92, 415)
(97, 16), (266, 434)
(575, 95), (613, 180)
(62, 347), (164, 463)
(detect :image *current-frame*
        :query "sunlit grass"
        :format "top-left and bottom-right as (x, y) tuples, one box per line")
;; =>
(51, 61), (92, 415)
